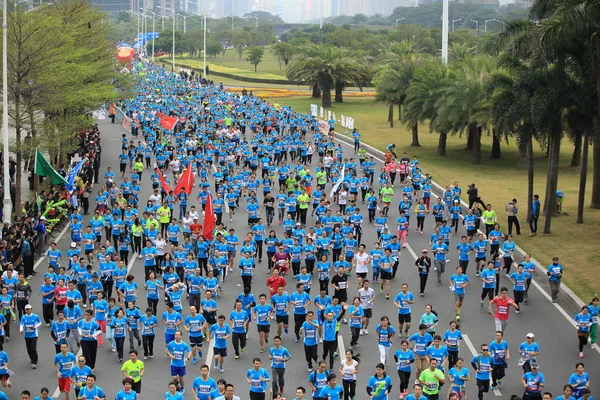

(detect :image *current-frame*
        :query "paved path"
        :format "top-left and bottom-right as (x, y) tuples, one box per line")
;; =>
(3, 115), (598, 400)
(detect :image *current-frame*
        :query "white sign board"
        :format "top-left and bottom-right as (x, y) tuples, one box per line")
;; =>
(310, 104), (318, 117)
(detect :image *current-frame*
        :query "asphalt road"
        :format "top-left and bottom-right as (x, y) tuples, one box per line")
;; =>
(3, 116), (598, 400)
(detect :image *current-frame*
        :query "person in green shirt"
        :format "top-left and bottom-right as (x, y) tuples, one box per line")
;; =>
(419, 358), (445, 397)
(121, 349), (145, 393)
(286, 176), (297, 193)
(133, 159), (144, 178)
(482, 204), (497, 237)
(380, 183), (394, 216)
(157, 203), (171, 235)
(297, 188), (310, 225)
(316, 169), (327, 188)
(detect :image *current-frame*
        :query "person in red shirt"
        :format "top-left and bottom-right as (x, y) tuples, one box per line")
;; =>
(190, 217), (202, 244)
(266, 268), (286, 298)
(489, 287), (519, 334)
(271, 247), (290, 276)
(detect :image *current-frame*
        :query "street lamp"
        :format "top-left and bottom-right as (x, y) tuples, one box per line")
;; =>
(228, 15), (234, 31)
(395, 18), (405, 27)
(484, 18), (497, 33)
(244, 15), (258, 27)
(187, 0), (207, 78)
(177, 13), (189, 34)
(157, 6), (176, 71)
(470, 19), (479, 31)
(3, 0), (11, 223)
(158, 15), (166, 31)
(141, 8), (156, 62)
(127, 10), (142, 46)
(452, 18), (461, 32)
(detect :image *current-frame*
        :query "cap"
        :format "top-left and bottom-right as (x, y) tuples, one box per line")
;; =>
(454, 200), (459, 203)
(193, 217), (198, 220)
(40, 216), (46, 220)
(24, 304), (32, 310)
(531, 363), (539, 369)
(70, 242), (77, 248)
(422, 249), (428, 253)
(526, 333), (535, 338)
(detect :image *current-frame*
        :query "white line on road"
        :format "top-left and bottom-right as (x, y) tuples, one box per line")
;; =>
(463, 334), (502, 397)
(337, 332), (346, 362)
(405, 243), (418, 261)
(204, 338), (215, 373)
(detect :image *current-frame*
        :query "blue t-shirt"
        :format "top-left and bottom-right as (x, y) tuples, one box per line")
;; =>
(192, 376), (218, 400)
(115, 390), (138, 400)
(229, 310), (249, 333)
(409, 332), (433, 357)
(318, 384), (344, 399)
(54, 352), (77, 377)
(166, 340), (191, 367)
(78, 385), (106, 400)
(489, 340), (509, 365)
(269, 346), (291, 368)
(247, 367), (270, 393)
(450, 274), (469, 295)
(376, 324), (396, 347)
(523, 371), (545, 394)
(394, 349), (415, 372)
(209, 323), (232, 349)
(184, 314), (206, 337)
(366, 375), (393, 400)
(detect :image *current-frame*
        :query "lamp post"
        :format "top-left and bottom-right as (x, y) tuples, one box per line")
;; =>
(228, 15), (234, 31)
(470, 19), (479, 31)
(484, 18), (496, 33)
(3, 0), (11, 223)
(141, 8), (156, 62)
(157, 6), (175, 71)
(395, 18), (404, 27)
(177, 13), (188, 33)
(452, 18), (461, 32)
(441, 0), (448, 64)
(187, 0), (207, 77)
(158, 15), (166, 30)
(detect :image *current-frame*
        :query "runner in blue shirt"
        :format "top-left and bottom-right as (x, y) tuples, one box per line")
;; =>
(184, 306), (207, 363)
(115, 378), (138, 400)
(394, 340), (415, 397)
(166, 331), (192, 394)
(192, 364), (217, 400)
(456, 236), (474, 275)
(318, 373), (343, 399)
(366, 364), (393, 400)
(209, 315), (232, 373)
(449, 267), (469, 322)
(290, 283), (312, 342)
(78, 374), (105, 400)
(229, 300), (249, 359)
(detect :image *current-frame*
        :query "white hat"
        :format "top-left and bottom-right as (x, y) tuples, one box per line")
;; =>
(70, 242), (77, 248)
(40, 216), (46, 220)
(25, 304), (32, 310)
(526, 332), (535, 338)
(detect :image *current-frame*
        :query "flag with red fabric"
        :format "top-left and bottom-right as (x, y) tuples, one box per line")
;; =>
(203, 193), (216, 241)
(154, 165), (172, 193)
(157, 112), (178, 131)
(174, 163), (194, 196)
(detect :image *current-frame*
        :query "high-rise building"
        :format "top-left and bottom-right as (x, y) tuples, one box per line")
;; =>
(90, 0), (133, 14)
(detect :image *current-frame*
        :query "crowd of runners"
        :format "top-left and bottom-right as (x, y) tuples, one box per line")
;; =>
(0, 63), (597, 400)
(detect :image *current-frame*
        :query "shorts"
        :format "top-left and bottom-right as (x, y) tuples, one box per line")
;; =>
(85, 249), (94, 255)
(459, 260), (469, 269)
(214, 347), (227, 357)
(120, 164), (126, 172)
(380, 271), (392, 281)
(190, 335), (204, 347)
(467, 229), (476, 237)
(356, 272), (367, 279)
(0, 374), (8, 382)
(363, 309), (373, 319)
(170, 365), (186, 377)
(276, 315), (289, 325)
(228, 250), (236, 259)
(398, 314), (412, 324)
(169, 240), (178, 247)
(477, 378), (490, 393)
(165, 333), (175, 344)
(248, 217), (259, 225)
(475, 257), (486, 263)
(454, 294), (465, 303)
(58, 377), (71, 393)
(257, 324), (270, 333)
(203, 312), (217, 325)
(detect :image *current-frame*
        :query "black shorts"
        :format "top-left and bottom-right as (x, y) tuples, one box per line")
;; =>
(203, 312), (216, 325)
(477, 378), (490, 393)
(380, 271), (392, 281)
(257, 324), (270, 333)
(459, 260), (469, 269)
(467, 229), (476, 237)
(475, 257), (486, 263)
(276, 315), (289, 325)
(189, 335), (204, 347)
(356, 272), (367, 279)
(214, 347), (227, 357)
(363, 309), (372, 319)
(248, 217), (259, 225)
(120, 164), (126, 172)
(398, 314), (411, 324)
(85, 249), (94, 255)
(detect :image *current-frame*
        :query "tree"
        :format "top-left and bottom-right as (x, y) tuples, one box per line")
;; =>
(206, 36), (223, 58)
(271, 42), (296, 70)
(246, 46), (264, 72)
(231, 30), (248, 61)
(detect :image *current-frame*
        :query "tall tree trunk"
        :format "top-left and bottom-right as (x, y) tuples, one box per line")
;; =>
(542, 134), (561, 234)
(526, 135), (534, 224)
(398, 105), (401, 121)
(334, 82), (344, 103)
(591, 44), (600, 208)
(437, 131), (447, 156)
(30, 109), (39, 194)
(14, 96), (22, 218)
(466, 130), (473, 151)
(577, 129), (590, 223)
(410, 123), (420, 146)
(388, 103), (394, 128)
(311, 84), (321, 98)
(490, 130), (501, 159)
(518, 136), (528, 170)
(321, 89), (332, 108)
(471, 125), (482, 164)
(571, 129), (582, 167)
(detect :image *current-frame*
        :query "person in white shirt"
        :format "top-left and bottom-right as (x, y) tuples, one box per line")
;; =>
(353, 245), (371, 290)
(357, 280), (375, 335)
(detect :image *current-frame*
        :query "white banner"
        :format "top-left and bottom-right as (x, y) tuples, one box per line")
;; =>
(329, 166), (346, 199)
(311, 104), (318, 117)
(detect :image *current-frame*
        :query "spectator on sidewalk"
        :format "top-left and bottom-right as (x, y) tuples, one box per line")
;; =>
(506, 199), (521, 236)
(529, 195), (540, 237)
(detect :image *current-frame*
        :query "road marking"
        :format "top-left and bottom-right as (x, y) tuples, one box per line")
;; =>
(333, 133), (600, 354)
(33, 221), (71, 271)
(204, 338), (215, 373)
(337, 332), (346, 362)
(405, 243), (418, 261)
(126, 255), (136, 273)
(463, 334), (502, 397)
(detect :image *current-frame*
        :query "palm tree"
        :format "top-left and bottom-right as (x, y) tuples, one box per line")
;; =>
(403, 60), (452, 155)
(435, 55), (495, 164)
(286, 44), (369, 107)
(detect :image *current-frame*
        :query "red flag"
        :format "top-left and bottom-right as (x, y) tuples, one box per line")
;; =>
(154, 165), (172, 194)
(174, 163), (194, 196)
(203, 193), (216, 241)
(157, 112), (178, 131)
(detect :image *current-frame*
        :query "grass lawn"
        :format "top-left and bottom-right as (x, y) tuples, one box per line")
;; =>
(178, 47), (286, 76)
(263, 96), (600, 301)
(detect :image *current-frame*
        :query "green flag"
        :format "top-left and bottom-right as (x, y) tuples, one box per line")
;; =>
(35, 150), (67, 185)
